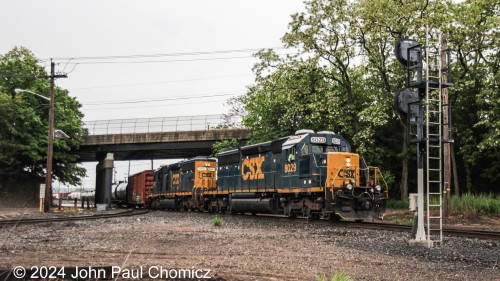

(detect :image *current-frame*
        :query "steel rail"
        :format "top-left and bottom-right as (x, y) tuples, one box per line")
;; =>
(214, 212), (500, 241)
(0, 209), (149, 226)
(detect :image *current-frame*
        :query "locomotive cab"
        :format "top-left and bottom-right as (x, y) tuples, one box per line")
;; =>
(282, 130), (387, 220)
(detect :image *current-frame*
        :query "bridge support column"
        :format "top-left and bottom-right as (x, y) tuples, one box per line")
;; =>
(95, 152), (114, 208)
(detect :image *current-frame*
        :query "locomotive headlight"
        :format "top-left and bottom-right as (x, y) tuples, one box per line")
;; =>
(349, 179), (355, 185)
(322, 159), (327, 165)
(346, 184), (353, 190)
(375, 185), (382, 192)
(370, 188), (374, 193)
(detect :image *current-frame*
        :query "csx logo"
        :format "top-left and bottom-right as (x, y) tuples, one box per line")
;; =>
(241, 156), (265, 180)
(337, 169), (355, 178)
(172, 173), (180, 185)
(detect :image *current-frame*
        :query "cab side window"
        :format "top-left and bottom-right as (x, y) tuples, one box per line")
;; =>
(288, 147), (296, 162)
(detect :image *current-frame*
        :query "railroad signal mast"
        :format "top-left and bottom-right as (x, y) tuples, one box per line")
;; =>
(394, 27), (453, 248)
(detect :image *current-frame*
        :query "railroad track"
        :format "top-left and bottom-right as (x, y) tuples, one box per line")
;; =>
(335, 220), (500, 240)
(215, 212), (500, 241)
(0, 209), (149, 226)
(1, 208), (498, 241)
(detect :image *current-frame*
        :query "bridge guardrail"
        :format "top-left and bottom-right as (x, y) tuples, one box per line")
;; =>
(84, 114), (242, 135)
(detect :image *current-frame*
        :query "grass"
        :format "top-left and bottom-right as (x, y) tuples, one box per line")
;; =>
(392, 218), (402, 225)
(211, 215), (223, 226)
(315, 271), (353, 281)
(387, 199), (409, 210)
(388, 193), (500, 215)
(451, 193), (500, 214)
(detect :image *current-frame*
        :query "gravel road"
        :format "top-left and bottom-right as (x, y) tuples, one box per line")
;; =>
(0, 211), (498, 280)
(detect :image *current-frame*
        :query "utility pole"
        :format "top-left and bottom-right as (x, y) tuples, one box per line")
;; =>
(442, 39), (452, 218)
(44, 60), (67, 212)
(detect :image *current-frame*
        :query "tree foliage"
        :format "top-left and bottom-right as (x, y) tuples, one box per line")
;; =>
(235, 0), (499, 195)
(446, 0), (500, 192)
(211, 139), (240, 157)
(0, 47), (86, 185)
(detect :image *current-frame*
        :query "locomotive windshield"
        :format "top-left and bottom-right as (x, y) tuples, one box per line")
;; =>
(311, 144), (349, 153)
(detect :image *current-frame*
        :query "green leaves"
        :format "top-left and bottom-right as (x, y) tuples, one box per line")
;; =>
(212, 139), (239, 157)
(236, 0), (500, 194)
(0, 47), (86, 185)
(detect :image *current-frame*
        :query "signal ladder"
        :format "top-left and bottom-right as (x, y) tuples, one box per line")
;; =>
(424, 28), (451, 247)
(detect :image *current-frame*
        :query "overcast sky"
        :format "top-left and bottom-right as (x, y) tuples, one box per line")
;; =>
(0, 0), (305, 189)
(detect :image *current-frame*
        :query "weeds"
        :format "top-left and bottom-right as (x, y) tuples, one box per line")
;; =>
(392, 218), (402, 225)
(451, 193), (500, 214)
(388, 193), (499, 215)
(315, 271), (353, 281)
(211, 216), (223, 226)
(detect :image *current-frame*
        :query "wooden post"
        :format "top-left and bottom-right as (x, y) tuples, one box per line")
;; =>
(441, 38), (452, 218)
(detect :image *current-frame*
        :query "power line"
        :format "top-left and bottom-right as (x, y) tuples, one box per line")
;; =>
(81, 97), (238, 111)
(63, 55), (258, 65)
(82, 92), (243, 106)
(50, 47), (285, 61)
(68, 74), (252, 91)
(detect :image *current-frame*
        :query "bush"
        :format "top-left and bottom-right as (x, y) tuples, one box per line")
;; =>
(387, 199), (409, 210)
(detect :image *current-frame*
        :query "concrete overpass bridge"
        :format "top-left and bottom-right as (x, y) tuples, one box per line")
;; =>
(73, 115), (251, 206)
(76, 114), (251, 161)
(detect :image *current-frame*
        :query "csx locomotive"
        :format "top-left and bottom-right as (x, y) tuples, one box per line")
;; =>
(147, 130), (387, 221)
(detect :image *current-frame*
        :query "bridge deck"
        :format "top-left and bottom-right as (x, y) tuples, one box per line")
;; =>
(75, 128), (250, 162)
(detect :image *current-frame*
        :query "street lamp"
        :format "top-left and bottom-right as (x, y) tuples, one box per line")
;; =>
(14, 89), (50, 101)
(14, 88), (54, 212)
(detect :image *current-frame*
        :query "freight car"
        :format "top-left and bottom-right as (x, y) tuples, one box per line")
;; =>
(112, 170), (154, 207)
(148, 130), (387, 221)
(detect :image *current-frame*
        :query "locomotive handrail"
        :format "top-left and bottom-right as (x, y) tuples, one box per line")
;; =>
(366, 166), (389, 198)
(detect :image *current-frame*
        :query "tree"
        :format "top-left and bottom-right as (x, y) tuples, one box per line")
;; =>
(234, 0), (500, 197)
(211, 139), (240, 157)
(0, 47), (86, 185)
(243, 51), (336, 142)
(446, 0), (500, 193)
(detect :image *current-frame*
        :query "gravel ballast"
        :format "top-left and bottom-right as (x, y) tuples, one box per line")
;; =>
(0, 211), (498, 280)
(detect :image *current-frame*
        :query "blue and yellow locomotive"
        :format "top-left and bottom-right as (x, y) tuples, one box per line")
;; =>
(148, 130), (387, 221)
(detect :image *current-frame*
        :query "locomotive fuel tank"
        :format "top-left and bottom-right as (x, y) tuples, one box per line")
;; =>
(230, 198), (277, 214)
